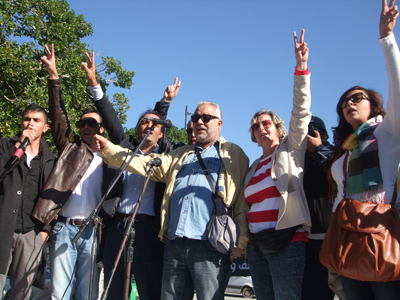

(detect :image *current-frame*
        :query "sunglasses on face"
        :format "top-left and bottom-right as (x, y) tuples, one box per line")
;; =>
(186, 128), (194, 134)
(76, 118), (101, 128)
(191, 114), (219, 124)
(251, 120), (274, 131)
(340, 92), (369, 109)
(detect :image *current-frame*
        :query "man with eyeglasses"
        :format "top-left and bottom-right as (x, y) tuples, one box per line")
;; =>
(186, 120), (196, 145)
(79, 51), (182, 299)
(29, 44), (107, 300)
(92, 101), (250, 300)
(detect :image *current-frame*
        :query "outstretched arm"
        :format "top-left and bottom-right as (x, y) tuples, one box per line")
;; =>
(82, 51), (127, 144)
(40, 44), (71, 153)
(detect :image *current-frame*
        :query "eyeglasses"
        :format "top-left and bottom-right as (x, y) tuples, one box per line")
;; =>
(340, 92), (369, 109)
(76, 118), (101, 128)
(251, 120), (274, 131)
(191, 114), (219, 123)
(186, 128), (194, 134)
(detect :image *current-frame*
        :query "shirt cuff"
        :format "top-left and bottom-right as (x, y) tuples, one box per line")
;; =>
(90, 84), (104, 101)
(294, 67), (309, 76)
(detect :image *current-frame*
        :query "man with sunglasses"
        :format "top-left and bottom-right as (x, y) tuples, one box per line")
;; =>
(186, 120), (196, 145)
(92, 101), (249, 300)
(79, 51), (183, 300)
(31, 45), (105, 300)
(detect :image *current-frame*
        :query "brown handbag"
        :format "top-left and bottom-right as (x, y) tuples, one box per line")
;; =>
(320, 152), (400, 282)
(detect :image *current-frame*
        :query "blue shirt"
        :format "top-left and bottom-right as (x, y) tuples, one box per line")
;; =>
(167, 141), (221, 240)
(117, 147), (159, 215)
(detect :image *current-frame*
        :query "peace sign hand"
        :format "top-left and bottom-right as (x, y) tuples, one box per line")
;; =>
(293, 29), (309, 71)
(380, 0), (399, 38)
(163, 77), (181, 102)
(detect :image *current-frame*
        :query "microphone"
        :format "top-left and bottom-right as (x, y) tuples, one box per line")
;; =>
(143, 117), (172, 129)
(146, 158), (162, 167)
(11, 138), (29, 165)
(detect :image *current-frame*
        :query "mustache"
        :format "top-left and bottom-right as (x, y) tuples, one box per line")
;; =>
(195, 125), (207, 132)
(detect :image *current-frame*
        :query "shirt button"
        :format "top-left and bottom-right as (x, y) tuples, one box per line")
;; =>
(13, 209), (17, 213)
(17, 190), (22, 195)
(78, 175), (82, 179)
(272, 177), (278, 181)
(185, 197), (188, 200)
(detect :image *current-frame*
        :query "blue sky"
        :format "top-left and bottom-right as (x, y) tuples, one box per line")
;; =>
(65, 0), (396, 162)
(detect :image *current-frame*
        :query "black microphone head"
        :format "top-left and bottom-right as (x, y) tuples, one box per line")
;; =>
(153, 158), (162, 167)
(164, 120), (172, 129)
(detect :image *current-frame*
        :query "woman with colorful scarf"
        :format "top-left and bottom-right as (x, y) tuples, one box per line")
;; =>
(326, 1), (400, 299)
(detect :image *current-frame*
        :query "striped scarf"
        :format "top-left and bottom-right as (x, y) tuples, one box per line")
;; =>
(341, 116), (383, 194)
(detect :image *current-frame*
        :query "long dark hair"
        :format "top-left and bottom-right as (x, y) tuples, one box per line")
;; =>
(332, 86), (386, 149)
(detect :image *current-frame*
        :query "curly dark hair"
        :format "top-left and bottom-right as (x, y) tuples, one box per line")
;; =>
(332, 86), (386, 148)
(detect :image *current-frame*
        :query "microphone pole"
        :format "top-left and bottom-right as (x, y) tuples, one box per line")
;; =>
(72, 124), (158, 244)
(101, 165), (157, 300)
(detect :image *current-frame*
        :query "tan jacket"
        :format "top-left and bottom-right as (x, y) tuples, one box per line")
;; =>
(245, 74), (312, 234)
(100, 136), (250, 249)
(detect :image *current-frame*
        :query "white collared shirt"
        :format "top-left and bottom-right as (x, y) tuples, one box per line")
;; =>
(59, 152), (103, 219)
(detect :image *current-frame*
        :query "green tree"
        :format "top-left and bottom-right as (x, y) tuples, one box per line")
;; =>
(0, 0), (134, 149)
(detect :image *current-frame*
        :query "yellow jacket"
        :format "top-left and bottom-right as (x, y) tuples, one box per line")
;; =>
(100, 136), (250, 249)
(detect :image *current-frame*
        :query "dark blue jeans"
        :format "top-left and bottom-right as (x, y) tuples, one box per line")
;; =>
(340, 276), (400, 300)
(302, 239), (335, 300)
(102, 217), (164, 300)
(248, 241), (306, 300)
(161, 238), (231, 300)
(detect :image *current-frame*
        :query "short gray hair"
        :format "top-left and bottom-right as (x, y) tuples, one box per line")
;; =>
(197, 101), (222, 119)
(250, 109), (286, 143)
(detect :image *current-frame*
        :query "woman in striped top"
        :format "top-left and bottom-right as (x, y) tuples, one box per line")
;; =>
(245, 29), (312, 300)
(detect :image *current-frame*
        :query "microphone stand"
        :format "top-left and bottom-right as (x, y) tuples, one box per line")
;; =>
(71, 124), (157, 244)
(101, 166), (156, 300)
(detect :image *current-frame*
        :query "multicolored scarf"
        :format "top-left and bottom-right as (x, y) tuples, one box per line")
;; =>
(341, 116), (383, 194)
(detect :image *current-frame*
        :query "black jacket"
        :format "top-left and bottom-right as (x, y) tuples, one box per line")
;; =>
(303, 141), (334, 234)
(0, 135), (55, 276)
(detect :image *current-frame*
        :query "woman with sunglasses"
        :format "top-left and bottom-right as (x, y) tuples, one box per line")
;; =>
(244, 29), (311, 300)
(322, 1), (400, 299)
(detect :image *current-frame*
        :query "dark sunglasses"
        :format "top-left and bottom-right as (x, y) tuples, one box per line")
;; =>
(251, 120), (273, 131)
(191, 114), (219, 123)
(186, 128), (194, 134)
(76, 118), (101, 128)
(340, 92), (369, 109)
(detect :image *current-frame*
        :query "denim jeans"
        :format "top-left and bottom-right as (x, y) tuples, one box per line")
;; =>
(247, 241), (306, 300)
(161, 238), (231, 300)
(340, 276), (400, 300)
(102, 217), (164, 300)
(50, 221), (100, 300)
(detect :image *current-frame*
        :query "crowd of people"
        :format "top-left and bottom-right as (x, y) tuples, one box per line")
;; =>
(1, 1), (400, 300)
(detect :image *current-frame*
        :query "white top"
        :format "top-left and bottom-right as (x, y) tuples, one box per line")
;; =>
(59, 152), (103, 219)
(332, 34), (400, 211)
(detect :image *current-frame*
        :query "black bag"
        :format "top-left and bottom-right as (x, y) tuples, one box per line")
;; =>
(250, 226), (300, 256)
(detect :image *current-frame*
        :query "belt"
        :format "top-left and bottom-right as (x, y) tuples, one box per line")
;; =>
(57, 216), (85, 226)
(115, 213), (155, 222)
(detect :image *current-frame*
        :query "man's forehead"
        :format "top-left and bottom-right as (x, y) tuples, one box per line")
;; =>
(81, 112), (101, 123)
(195, 105), (216, 114)
(142, 113), (160, 120)
(23, 110), (46, 120)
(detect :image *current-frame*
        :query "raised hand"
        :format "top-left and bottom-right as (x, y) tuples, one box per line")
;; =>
(81, 51), (98, 87)
(163, 77), (181, 102)
(40, 44), (58, 79)
(293, 29), (309, 71)
(380, 0), (399, 38)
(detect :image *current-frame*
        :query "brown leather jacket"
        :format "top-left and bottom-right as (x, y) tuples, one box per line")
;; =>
(32, 78), (95, 225)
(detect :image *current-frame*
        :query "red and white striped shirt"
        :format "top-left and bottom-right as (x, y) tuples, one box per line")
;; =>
(245, 155), (280, 234)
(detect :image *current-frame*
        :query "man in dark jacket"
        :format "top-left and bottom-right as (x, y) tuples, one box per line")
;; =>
(302, 116), (336, 300)
(81, 51), (182, 300)
(0, 104), (56, 300)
